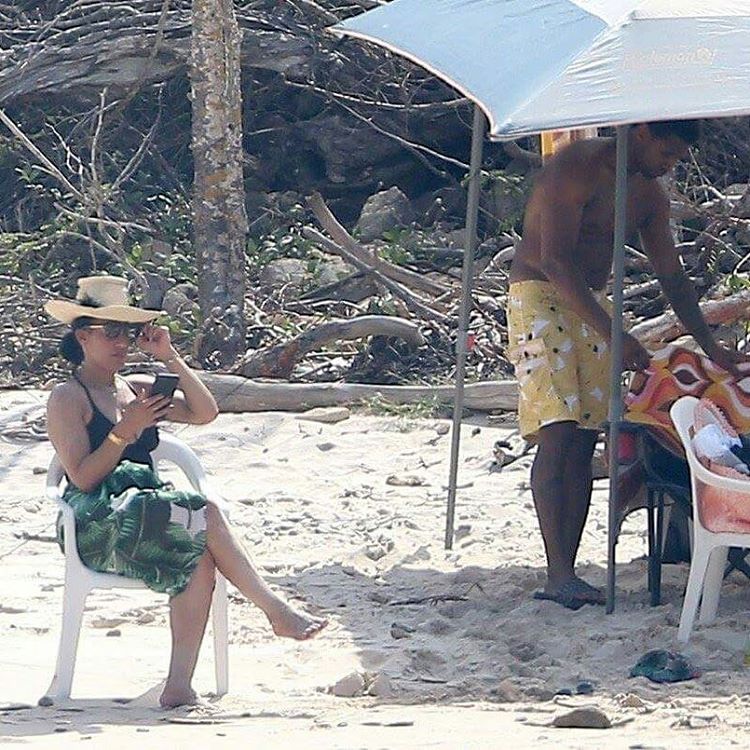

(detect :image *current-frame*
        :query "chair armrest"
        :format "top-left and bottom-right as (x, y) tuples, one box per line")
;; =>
(690, 458), (750, 494)
(199, 480), (230, 515)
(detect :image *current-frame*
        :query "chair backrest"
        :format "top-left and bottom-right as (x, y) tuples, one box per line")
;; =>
(670, 395), (750, 537)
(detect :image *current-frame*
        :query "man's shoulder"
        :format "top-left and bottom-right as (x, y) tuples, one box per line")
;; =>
(537, 139), (608, 200)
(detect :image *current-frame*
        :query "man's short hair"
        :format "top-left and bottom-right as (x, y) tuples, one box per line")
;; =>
(646, 119), (701, 146)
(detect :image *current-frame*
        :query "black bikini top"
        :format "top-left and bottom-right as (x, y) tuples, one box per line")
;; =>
(73, 373), (159, 467)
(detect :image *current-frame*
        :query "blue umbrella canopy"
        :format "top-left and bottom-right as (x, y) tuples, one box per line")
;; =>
(334, 0), (750, 139)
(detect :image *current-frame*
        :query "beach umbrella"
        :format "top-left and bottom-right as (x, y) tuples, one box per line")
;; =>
(332, 0), (750, 612)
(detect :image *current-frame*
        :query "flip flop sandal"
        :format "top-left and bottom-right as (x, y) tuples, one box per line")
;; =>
(630, 649), (701, 683)
(533, 580), (590, 611)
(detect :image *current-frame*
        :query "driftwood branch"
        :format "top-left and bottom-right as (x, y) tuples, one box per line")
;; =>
(630, 289), (750, 346)
(307, 192), (450, 297)
(304, 226), (449, 322)
(235, 315), (424, 378)
(199, 373), (519, 413)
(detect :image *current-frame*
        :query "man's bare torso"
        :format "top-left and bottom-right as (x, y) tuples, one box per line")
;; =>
(510, 139), (663, 291)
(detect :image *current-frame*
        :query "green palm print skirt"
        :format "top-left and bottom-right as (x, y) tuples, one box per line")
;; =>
(59, 460), (207, 597)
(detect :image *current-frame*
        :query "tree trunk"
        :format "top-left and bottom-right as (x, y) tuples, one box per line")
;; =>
(190, 0), (247, 366)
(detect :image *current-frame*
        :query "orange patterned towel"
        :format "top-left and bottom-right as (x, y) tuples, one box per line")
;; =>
(616, 345), (750, 526)
(625, 346), (750, 454)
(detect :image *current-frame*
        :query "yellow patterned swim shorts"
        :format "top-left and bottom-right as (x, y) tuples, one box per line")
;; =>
(507, 280), (612, 441)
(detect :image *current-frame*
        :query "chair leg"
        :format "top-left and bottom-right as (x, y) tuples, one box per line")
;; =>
(698, 546), (728, 625)
(651, 492), (665, 606)
(45, 574), (89, 701)
(211, 573), (229, 697)
(677, 545), (712, 644)
(647, 490), (658, 601)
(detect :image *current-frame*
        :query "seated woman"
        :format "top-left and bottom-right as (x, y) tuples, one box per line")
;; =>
(45, 275), (327, 708)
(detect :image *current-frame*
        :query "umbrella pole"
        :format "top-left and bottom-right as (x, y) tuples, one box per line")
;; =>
(606, 125), (630, 613)
(445, 104), (486, 550)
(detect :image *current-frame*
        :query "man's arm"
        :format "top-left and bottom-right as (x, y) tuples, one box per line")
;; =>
(640, 184), (737, 368)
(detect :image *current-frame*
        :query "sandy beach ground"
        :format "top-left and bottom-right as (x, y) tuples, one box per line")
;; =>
(1, 388), (749, 749)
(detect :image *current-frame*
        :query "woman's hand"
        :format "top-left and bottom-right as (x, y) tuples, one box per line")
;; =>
(113, 389), (171, 441)
(137, 323), (175, 362)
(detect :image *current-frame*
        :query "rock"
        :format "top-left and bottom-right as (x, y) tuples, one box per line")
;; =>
(137, 612), (156, 625)
(454, 524), (471, 542)
(37, 695), (54, 707)
(32, 466), (46, 475)
(493, 679), (524, 703)
(106, 629), (122, 637)
(91, 617), (126, 629)
(356, 187), (415, 241)
(367, 673), (394, 698)
(552, 707), (612, 729)
(317, 442), (336, 452)
(435, 423), (450, 435)
(385, 474), (425, 487)
(315, 259), (351, 287)
(259, 258), (308, 291)
(296, 407), (351, 424)
(365, 544), (389, 561)
(618, 692), (647, 708)
(332, 672), (367, 698)
(163, 284), (199, 319)
(390, 622), (415, 639)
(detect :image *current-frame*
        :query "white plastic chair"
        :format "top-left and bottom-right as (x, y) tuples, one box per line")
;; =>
(670, 396), (750, 643)
(44, 432), (229, 700)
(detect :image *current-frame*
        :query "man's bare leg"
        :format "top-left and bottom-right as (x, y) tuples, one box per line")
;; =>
(161, 552), (216, 708)
(562, 428), (602, 601)
(530, 421), (580, 592)
(204, 503), (327, 640)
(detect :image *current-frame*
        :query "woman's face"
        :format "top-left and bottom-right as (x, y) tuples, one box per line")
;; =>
(75, 321), (144, 370)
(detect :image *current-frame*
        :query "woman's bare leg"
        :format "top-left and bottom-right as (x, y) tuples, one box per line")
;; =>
(204, 503), (327, 640)
(160, 551), (216, 708)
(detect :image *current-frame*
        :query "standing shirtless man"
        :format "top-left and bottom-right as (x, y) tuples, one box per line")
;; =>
(508, 121), (742, 610)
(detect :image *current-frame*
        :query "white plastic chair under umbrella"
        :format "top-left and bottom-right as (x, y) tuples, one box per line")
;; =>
(670, 395), (750, 643)
(43, 432), (229, 701)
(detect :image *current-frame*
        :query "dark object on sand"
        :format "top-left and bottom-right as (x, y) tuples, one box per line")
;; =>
(630, 649), (700, 683)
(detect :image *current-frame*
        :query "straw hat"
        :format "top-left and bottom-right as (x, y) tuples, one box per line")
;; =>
(44, 276), (163, 325)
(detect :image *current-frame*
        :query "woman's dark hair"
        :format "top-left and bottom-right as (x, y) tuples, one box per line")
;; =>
(59, 316), (96, 365)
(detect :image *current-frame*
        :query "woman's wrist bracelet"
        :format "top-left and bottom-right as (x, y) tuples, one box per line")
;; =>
(106, 430), (130, 448)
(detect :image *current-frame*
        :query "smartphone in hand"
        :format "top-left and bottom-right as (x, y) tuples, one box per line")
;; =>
(151, 372), (180, 402)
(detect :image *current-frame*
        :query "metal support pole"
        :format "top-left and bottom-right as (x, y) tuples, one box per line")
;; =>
(445, 105), (486, 550)
(606, 125), (630, 613)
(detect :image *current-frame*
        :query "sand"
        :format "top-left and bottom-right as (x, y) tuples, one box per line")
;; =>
(1, 388), (749, 748)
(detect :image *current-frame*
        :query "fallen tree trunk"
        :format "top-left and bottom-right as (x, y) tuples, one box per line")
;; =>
(234, 315), (425, 378)
(630, 289), (750, 346)
(199, 373), (519, 413)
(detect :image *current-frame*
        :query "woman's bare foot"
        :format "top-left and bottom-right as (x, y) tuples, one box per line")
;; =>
(159, 685), (200, 709)
(267, 604), (328, 641)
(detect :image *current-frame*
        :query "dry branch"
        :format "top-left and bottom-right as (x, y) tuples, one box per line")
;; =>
(630, 289), (750, 346)
(235, 315), (424, 378)
(307, 192), (450, 297)
(304, 226), (449, 322)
